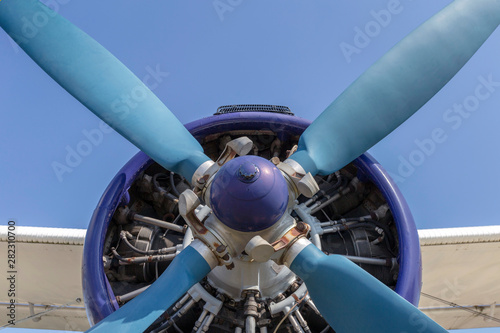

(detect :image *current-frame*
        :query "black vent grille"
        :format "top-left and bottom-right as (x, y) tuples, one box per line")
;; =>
(215, 104), (294, 116)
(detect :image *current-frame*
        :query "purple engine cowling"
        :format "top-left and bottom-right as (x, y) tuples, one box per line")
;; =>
(82, 111), (422, 325)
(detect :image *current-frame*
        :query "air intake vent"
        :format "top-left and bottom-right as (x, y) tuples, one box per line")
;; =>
(215, 104), (294, 116)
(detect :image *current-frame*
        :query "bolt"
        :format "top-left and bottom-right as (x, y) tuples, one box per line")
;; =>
(296, 222), (307, 232)
(216, 245), (226, 253)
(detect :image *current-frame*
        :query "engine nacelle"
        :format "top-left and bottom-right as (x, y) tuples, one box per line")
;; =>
(82, 109), (422, 332)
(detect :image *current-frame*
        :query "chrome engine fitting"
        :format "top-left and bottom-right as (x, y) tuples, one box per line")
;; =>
(102, 129), (399, 333)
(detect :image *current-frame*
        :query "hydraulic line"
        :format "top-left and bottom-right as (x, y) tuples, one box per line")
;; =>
(170, 172), (181, 197)
(178, 298), (196, 316)
(288, 313), (305, 333)
(304, 172), (344, 206)
(343, 255), (395, 267)
(116, 285), (150, 304)
(321, 221), (396, 249)
(150, 298), (196, 333)
(199, 313), (215, 333)
(310, 191), (343, 214)
(105, 161), (399, 331)
(133, 213), (185, 233)
(319, 216), (372, 227)
(321, 222), (379, 234)
(310, 177), (361, 214)
(294, 309), (312, 333)
(193, 309), (209, 332)
(119, 231), (179, 255)
(153, 173), (179, 201)
(271, 289), (309, 333)
(305, 299), (320, 316)
(111, 247), (176, 265)
(173, 294), (191, 312)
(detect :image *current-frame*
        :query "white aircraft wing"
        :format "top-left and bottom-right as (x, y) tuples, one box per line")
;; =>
(1, 225), (499, 331)
(0, 226), (90, 331)
(418, 225), (500, 329)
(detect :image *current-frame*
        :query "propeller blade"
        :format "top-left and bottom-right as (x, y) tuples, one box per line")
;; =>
(289, 243), (447, 333)
(290, 0), (500, 175)
(0, 0), (210, 181)
(86, 241), (215, 333)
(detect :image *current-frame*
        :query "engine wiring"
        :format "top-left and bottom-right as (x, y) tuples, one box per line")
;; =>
(272, 291), (309, 333)
(102, 132), (400, 333)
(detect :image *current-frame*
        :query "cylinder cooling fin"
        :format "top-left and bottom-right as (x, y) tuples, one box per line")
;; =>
(83, 111), (420, 333)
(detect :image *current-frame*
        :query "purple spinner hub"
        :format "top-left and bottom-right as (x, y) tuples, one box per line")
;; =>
(209, 155), (289, 232)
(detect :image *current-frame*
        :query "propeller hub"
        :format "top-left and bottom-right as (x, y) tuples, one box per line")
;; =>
(237, 161), (260, 183)
(209, 156), (289, 232)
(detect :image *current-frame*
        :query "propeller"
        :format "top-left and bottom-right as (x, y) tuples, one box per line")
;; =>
(0, 1), (215, 330)
(289, 0), (500, 176)
(286, 240), (447, 333)
(86, 241), (215, 333)
(0, 0), (210, 181)
(2, 0), (500, 332)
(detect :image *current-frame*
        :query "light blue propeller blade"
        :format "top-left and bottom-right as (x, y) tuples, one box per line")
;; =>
(290, 0), (500, 175)
(290, 244), (447, 333)
(86, 245), (212, 333)
(0, 0), (210, 181)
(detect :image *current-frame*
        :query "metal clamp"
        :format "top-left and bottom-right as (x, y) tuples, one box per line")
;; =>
(278, 160), (319, 198)
(179, 189), (234, 270)
(192, 136), (253, 189)
(244, 222), (311, 264)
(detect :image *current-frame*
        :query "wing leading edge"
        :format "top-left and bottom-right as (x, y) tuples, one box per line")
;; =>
(0, 226), (89, 331)
(419, 225), (500, 329)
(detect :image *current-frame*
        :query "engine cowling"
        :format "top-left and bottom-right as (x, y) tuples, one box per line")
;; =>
(82, 110), (422, 332)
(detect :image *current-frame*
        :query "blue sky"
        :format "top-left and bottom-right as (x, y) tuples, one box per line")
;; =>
(1, 1), (499, 332)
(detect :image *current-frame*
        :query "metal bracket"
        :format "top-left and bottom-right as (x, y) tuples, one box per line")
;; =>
(179, 189), (234, 270)
(277, 160), (319, 198)
(216, 136), (253, 167)
(270, 222), (310, 252)
(244, 222), (311, 263)
(192, 136), (253, 189)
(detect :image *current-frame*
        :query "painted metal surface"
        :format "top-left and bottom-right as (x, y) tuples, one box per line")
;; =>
(2, 225), (497, 330)
(86, 245), (212, 333)
(289, 243), (447, 333)
(419, 226), (500, 330)
(0, 228), (88, 331)
(355, 154), (422, 305)
(210, 156), (289, 232)
(82, 111), (421, 324)
(82, 152), (153, 324)
(419, 225), (500, 245)
(0, 226), (86, 245)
